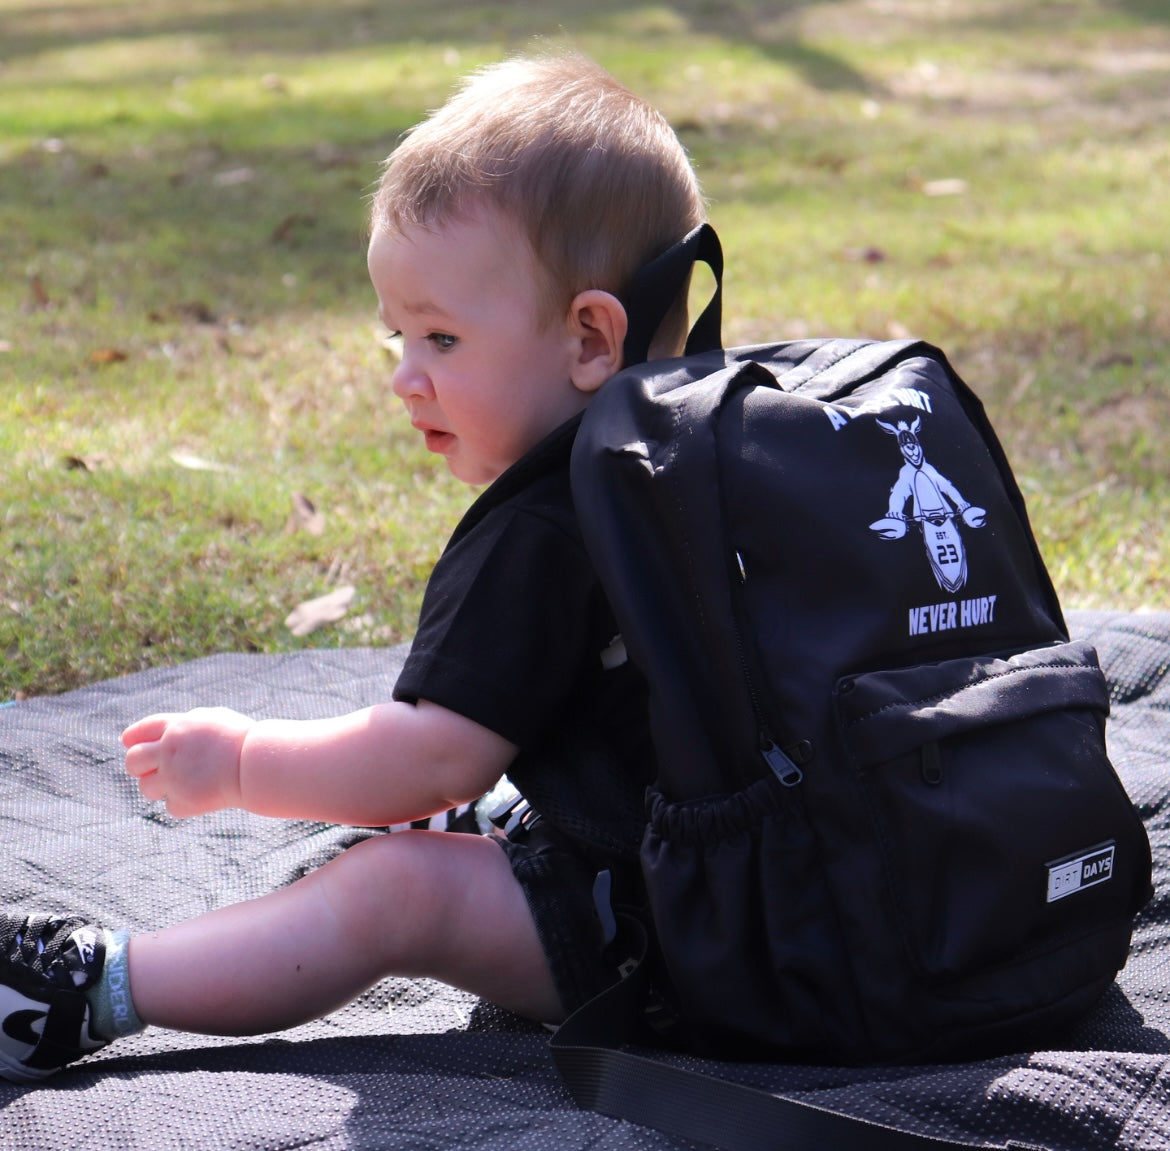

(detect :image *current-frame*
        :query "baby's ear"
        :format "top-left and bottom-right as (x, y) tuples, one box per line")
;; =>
(567, 290), (627, 394)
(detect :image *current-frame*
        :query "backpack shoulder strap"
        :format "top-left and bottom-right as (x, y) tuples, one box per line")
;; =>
(623, 223), (725, 366)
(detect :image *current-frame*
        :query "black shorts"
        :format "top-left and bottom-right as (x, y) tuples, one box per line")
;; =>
(495, 821), (622, 1017)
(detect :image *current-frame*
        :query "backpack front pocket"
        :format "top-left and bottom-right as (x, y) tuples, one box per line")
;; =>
(836, 640), (1151, 983)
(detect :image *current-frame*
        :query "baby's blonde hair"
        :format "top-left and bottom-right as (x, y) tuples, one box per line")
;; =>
(371, 52), (706, 335)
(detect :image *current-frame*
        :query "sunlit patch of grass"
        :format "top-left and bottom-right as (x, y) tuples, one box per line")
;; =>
(2, 0), (1168, 695)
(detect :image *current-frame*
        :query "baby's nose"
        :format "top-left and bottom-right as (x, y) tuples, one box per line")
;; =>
(391, 351), (432, 401)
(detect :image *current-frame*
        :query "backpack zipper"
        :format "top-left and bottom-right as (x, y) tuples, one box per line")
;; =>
(761, 739), (804, 787)
(733, 550), (804, 787)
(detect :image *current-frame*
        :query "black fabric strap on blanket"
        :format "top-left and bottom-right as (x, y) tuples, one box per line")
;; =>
(551, 920), (1030, 1151)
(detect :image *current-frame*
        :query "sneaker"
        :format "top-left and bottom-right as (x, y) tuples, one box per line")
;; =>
(0, 913), (109, 1082)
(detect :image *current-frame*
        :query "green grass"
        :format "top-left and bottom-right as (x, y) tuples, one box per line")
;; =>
(2, 0), (1168, 697)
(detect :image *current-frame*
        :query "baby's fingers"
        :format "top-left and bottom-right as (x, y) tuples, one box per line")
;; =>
(123, 741), (160, 781)
(134, 765), (167, 803)
(121, 713), (177, 749)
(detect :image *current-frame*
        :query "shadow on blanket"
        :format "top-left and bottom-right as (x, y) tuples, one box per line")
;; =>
(1, 611), (1167, 1150)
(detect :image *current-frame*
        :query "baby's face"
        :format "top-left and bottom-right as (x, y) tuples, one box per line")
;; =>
(368, 208), (590, 486)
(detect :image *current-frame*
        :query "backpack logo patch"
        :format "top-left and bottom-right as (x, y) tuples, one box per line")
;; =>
(1047, 843), (1116, 903)
(868, 415), (987, 593)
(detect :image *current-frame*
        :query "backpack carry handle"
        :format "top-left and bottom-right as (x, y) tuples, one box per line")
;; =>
(622, 222), (724, 366)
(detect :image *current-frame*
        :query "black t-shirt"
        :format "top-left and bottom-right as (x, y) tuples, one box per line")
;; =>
(393, 417), (655, 860)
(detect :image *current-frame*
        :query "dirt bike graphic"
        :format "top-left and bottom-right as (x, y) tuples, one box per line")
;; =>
(869, 416), (986, 593)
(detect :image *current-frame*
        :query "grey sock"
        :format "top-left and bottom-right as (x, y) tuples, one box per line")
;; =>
(88, 930), (146, 1041)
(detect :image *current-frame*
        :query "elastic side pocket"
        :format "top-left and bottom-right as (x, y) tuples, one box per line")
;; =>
(640, 776), (861, 1058)
(836, 640), (1150, 983)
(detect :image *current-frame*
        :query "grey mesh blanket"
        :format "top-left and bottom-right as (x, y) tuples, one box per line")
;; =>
(1, 610), (1167, 1150)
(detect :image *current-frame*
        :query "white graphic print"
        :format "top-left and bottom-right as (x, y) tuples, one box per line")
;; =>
(869, 416), (987, 593)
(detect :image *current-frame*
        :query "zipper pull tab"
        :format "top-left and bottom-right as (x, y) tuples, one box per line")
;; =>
(762, 740), (804, 787)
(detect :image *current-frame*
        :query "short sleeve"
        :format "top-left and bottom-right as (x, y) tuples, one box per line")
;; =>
(393, 497), (599, 749)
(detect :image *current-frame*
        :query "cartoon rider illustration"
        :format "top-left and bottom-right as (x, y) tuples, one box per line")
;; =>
(869, 416), (986, 593)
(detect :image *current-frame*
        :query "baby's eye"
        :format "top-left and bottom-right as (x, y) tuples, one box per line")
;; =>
(428, 332), (458, 352)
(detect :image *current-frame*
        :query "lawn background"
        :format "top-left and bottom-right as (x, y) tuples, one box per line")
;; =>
(1, 0), (1167, 698)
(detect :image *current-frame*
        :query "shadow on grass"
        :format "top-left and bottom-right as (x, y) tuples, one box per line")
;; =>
(2, 0), (1165, 336)
(2, 0), (860, 68)
(0, 0), (874, 335)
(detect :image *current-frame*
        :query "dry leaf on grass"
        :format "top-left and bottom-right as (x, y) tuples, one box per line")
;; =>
(284, 585), (356, 636)
(90, 347), (128, 364)
(63, 453), (109, 471)
(170, 451), (233, 472)
(29, 276), (51, 309)
(287, 492), (326, 536)
(212, 166), (256, 187)
(921, 178), (968, 197)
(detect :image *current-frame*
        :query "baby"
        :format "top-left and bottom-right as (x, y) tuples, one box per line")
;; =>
(0, 49), (705, 1081)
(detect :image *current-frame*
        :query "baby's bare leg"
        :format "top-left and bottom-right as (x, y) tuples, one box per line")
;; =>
(126, 830), (562, 1034)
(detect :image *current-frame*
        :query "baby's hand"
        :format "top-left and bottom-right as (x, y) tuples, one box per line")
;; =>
(122, 707), (254, 818)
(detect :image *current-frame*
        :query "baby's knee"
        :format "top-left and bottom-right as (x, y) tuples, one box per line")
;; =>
(320, 830), (471, 948)
(334, 828), (439, 896)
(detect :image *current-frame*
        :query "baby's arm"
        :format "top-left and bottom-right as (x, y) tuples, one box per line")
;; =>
(121, 700), (515, 826)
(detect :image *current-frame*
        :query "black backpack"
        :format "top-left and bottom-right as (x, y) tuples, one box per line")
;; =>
(551, 225), (1153, 1149)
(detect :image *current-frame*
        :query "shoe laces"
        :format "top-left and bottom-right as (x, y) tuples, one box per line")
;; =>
(0, 913), (99, 990)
